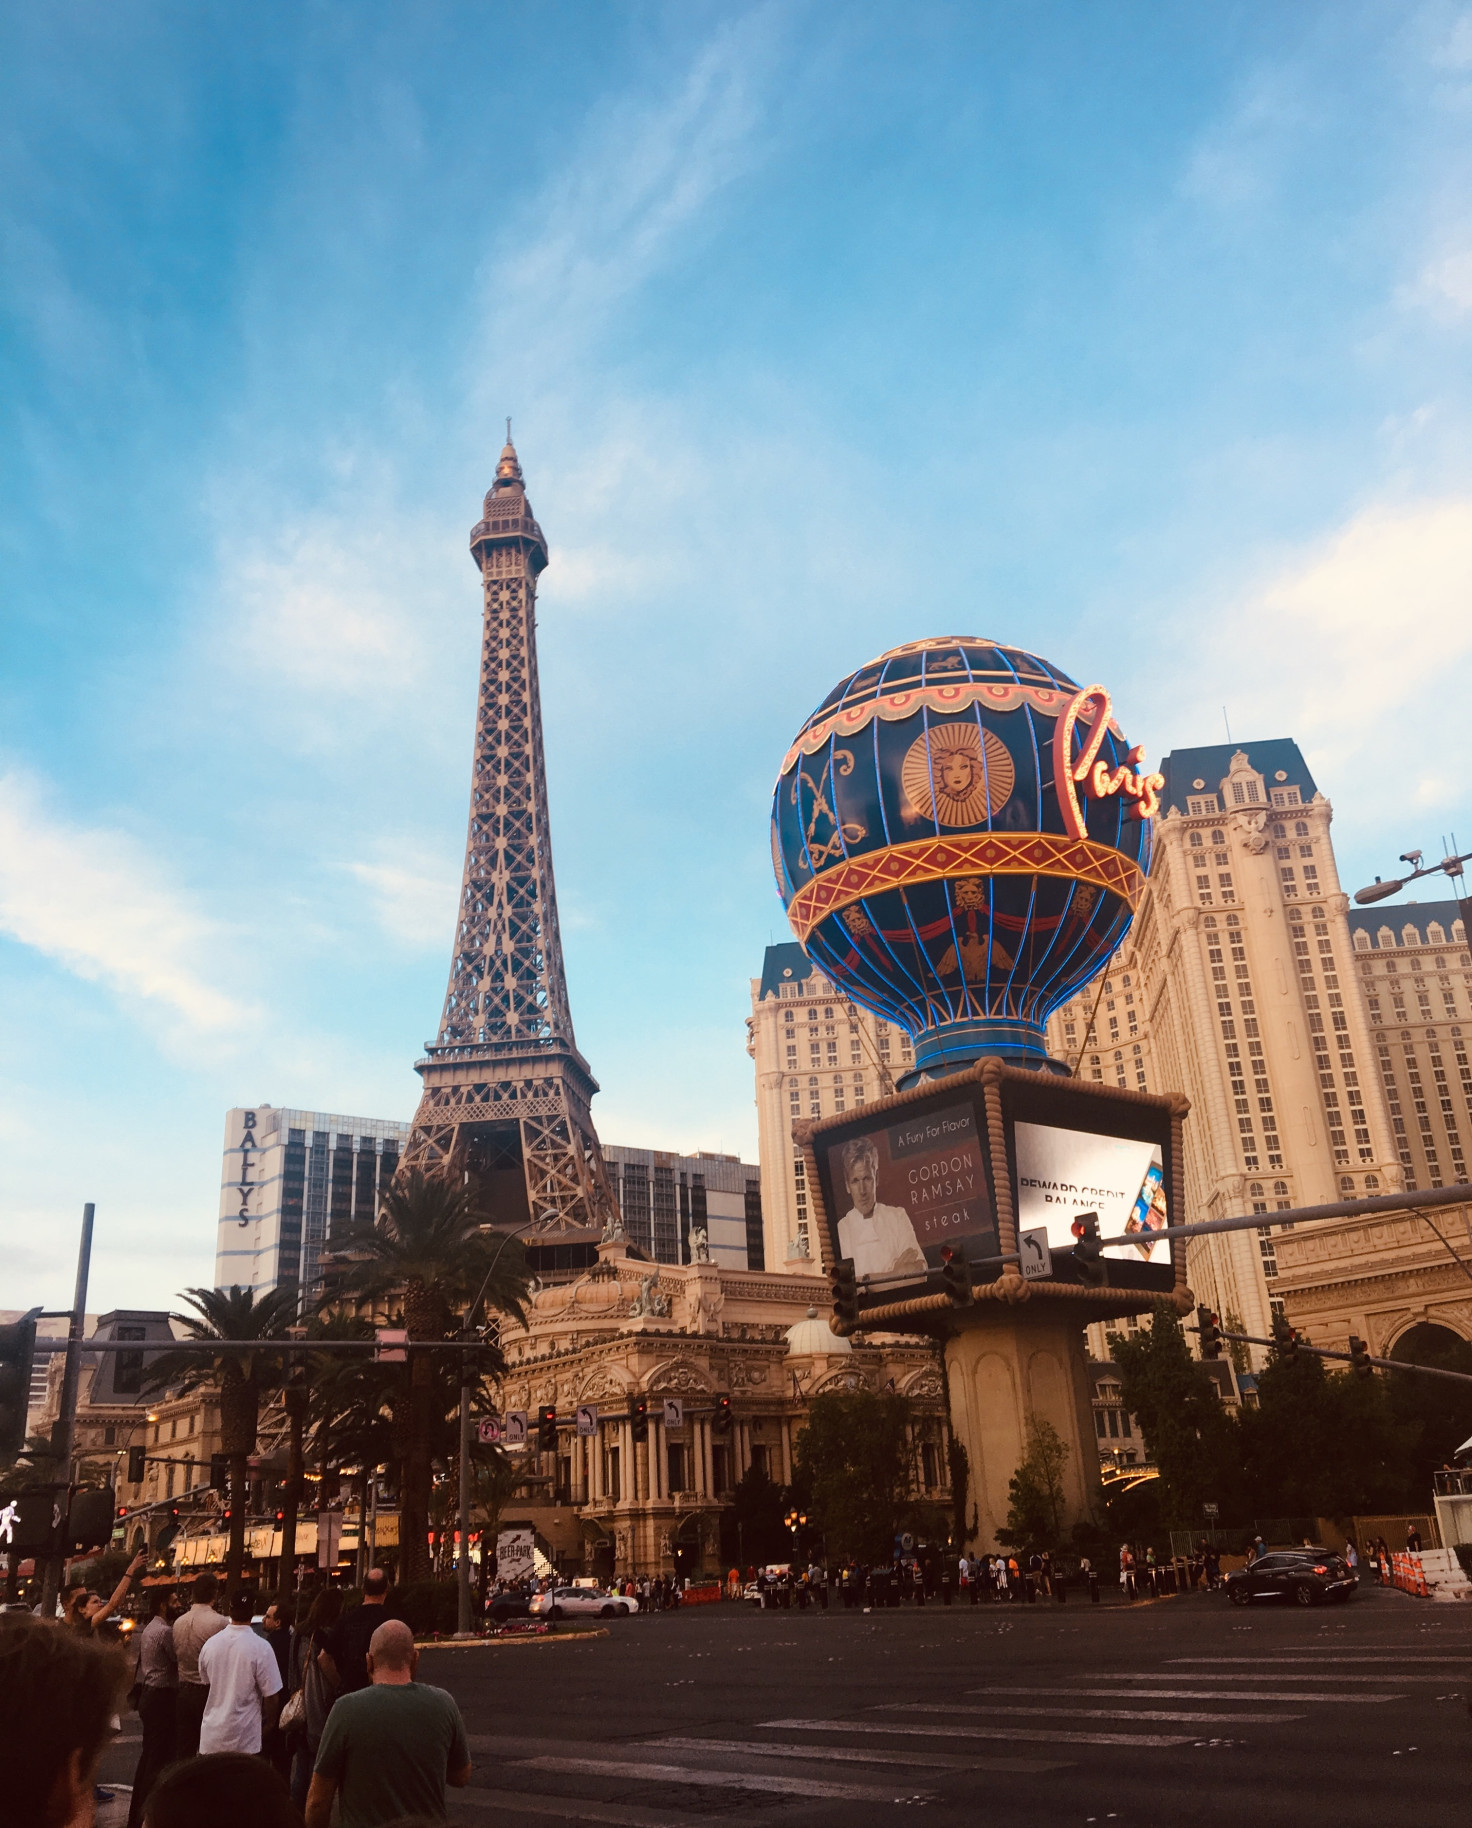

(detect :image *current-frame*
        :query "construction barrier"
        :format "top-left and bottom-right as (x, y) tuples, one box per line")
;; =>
(1390, 1552), (1428, 1597)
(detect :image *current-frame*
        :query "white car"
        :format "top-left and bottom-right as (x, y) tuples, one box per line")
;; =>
(529, 1586), (638, 1620)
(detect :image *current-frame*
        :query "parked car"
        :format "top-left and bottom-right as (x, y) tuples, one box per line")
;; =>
(529, 1586), (638, 1620)
(1224, 1548), (1357, 1606)
(487, 1589), (534, 1625)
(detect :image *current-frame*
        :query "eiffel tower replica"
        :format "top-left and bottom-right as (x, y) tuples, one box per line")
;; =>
(405, 434), (620, 1249)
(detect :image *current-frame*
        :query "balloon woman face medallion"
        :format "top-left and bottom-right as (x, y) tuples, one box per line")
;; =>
(902, 722), (1015, 827)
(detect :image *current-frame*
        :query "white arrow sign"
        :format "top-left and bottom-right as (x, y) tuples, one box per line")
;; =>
(662, 1398), (684, 1431)
(575, 1404), (599, 1438)
(1018, 1227), (1052, 1281)
(503, 1410), (528, 1449)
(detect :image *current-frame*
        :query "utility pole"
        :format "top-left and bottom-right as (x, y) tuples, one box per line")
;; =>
(455, 1334), (474, 1637)
(42, 1204), (94, 1616)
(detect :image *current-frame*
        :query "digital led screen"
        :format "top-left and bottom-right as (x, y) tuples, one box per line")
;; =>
(820, 1099), (997, 1299)
(1014, 1123), (1168, 1262)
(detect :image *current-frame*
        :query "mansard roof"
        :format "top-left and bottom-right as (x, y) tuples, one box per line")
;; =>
(1157, 738), (1317, 816)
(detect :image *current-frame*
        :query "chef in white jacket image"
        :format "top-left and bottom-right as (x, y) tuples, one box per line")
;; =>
(836, 1135), (927, 1282)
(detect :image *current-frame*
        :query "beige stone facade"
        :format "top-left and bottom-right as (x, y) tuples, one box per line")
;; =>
(748, 942), (913, 1272)
(495, 1237), (950, 1578)
(1046, 740), (1403, 1361)
(1347, 899), (1472, 1189)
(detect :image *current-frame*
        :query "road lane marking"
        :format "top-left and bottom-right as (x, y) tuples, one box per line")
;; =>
(650, 1737), (1068, 1773)
(1167, 1656), (1470, 1665)
(882, 1704), (1295, 1724)
(969, 1687), (1400, 1703)
(511, 1755), (932, 1802)
(758, 1719), (1198, 1749)
(1086, 1671), (1445, 1684)
(457, 1790), (700, 1828)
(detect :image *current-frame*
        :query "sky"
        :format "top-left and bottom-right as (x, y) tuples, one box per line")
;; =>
(5, 2), (1472, 1312)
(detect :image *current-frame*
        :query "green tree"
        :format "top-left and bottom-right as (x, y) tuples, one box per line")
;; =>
(1242, 1347), (1412, 1520)
(326, 1169), (529, 1581)
(794, 1390), (913, 1564)
(1109, 1300), (1238, 1526)
(146, 1285), (299, 1593)
(998, 1419), (1069, 1551)
(722, 1460), (789, 1569)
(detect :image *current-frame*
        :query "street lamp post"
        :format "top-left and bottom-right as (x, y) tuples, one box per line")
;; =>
(1353, 845), (1472, 936)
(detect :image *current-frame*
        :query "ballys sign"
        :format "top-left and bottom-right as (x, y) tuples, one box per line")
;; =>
(1051, 684), (1164, 837)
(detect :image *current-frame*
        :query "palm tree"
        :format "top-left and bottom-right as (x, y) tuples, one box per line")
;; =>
(146, 1285), (299, 1593)
(325, 1168), (529, 1582)
(302, 1311), (397, 1581)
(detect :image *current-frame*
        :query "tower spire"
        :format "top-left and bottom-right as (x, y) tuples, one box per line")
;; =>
(402, 444), (618, 1241)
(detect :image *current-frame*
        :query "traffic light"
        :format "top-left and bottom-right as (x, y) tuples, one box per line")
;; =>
(0, 1312), (38, 1461)
(1196, 1306), (1223, 1360)
(631, 1397), (649, 1444)
(67, 1486), (116, 1552)
(712, 1394), (733, 1434)
(1271, 1313), (1299, 1363)
(1348, 1335), (1373, 1380)
(127, 1444), (147, 1484)
(210, 1452), (229, 1492)
(940, 1246), (973, 1306)
(536, 1405), (558, 1451)
(1070, 1212), (1106, 1287)
(830, 1256), (859, 1327)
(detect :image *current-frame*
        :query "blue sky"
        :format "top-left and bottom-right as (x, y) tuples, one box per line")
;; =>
(5, 2), (1472, 1311)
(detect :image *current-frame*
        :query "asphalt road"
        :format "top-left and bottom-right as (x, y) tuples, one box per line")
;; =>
(98, 1583), (1471, 1828)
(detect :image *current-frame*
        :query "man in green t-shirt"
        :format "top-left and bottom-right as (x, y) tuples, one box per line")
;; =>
(305, 1619), (472, 1828)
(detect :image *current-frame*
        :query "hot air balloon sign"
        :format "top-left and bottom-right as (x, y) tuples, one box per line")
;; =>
(771, 637), (1164, 1080)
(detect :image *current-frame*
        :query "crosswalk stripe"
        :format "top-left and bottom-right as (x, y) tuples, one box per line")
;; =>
(1168, 1656), (1470, 1665)
(1088, 1671), (1445, 1684)
(650, 1736), (1067, 1773)
(758, 1718), (1198, 1750)
(511, 1755), (933, 1803)
(456, 1788), (701, 1828)
(969, 1687), (1400, 1703)
(882, 1703), (1295, 1724)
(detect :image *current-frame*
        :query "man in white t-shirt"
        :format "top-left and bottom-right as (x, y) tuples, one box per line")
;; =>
(836, 1136), (926, 1282)
(197, 1588), (283, 1755)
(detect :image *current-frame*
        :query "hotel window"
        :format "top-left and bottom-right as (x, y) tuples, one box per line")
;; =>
(1190, 831), (1205, 848)
(1188, 797), (1217, 816)
(1270, 787), (1302, 808)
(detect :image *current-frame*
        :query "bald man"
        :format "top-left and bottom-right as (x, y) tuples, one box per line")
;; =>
(305, 1619), (471, 1828)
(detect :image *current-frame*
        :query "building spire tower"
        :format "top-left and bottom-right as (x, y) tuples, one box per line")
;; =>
(404, 437), (618, 1243)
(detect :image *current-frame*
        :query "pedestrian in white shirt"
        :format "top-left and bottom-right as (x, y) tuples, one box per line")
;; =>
(197, 1589), (283, 1755)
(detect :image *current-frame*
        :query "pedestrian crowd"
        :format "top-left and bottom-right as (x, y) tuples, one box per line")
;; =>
(0, 1565), (470, 1828)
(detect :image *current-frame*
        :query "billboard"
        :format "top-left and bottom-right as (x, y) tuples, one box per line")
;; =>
(808, 1063), (1180, 1312)
(817, 1097), (998, 1300)
(1014, 1124), (1168, 1261)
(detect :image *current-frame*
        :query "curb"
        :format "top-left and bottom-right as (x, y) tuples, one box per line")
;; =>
(417, 1628), (611, 1650)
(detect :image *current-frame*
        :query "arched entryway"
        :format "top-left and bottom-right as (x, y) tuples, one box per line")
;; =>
(1388, 1321), (1470, 1364)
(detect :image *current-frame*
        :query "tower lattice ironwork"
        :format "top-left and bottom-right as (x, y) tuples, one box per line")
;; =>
(405, 436), (618, 1240)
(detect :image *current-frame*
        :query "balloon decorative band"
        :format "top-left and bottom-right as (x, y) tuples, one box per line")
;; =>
(777, 680), (1124, 779)
(784, 832), (1146, 944)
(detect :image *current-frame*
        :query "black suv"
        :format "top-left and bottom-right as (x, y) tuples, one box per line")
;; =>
(1225, 1547), (1357, 1607)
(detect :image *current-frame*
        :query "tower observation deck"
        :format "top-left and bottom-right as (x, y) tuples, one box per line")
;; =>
(403, 436), (619, 1245)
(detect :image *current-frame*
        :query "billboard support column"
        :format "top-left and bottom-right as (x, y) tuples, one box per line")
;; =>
(942, 1301), (1106, 1551)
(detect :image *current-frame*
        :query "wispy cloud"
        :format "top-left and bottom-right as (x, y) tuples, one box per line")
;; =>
(1159, 497), (1472, 822)
(0, 771), (256, 1036)
(345, 845), (460, 950)
(479, 15), (773, 375)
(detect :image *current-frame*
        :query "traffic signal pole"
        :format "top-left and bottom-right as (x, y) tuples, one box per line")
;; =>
(41, 1202), (94, 1618)
(1196, 1323), (1472, 1386)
